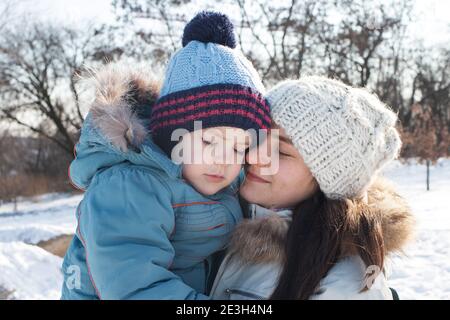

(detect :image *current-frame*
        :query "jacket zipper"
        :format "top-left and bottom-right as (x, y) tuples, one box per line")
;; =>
(204, 258), (210, 292)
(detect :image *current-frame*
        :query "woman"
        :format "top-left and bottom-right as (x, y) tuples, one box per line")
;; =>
(210, 76), (415, 300)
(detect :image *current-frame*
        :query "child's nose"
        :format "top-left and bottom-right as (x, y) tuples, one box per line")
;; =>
(210, 145), (227, 164)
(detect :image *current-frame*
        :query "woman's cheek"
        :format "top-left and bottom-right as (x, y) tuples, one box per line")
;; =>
(275, 161), (303, 201)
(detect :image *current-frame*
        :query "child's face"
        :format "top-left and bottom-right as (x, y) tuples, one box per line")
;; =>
(178, 126), (252, 196)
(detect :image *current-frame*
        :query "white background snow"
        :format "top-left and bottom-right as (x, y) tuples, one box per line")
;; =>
(0, 159), (449, 300)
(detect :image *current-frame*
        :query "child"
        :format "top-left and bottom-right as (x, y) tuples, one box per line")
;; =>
(61, 11), (271, 300)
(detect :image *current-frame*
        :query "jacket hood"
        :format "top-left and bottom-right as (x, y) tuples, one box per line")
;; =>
(69, 62), (182, 190)
(87, 61), (160, 152)
(228, 177), (415, 265)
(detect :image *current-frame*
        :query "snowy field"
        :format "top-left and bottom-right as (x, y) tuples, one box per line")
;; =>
(383, 159), (450, 300)
(0, 159), (449, 300)
(0, 193), (82, 299)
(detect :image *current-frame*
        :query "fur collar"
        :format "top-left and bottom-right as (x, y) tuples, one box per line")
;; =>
(84, 62), (160, 152)
(228, 177), (415, 265)
(249, 204), (293, 220)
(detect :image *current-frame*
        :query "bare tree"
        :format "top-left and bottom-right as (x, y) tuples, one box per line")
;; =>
(0, 0), (14, 32)
(111, 0), (332, 82)
(0, 128), (74, 205)
(321, 0), (413, 87)
(399, 103), (448, 190)
(234, 0), (331, 82)
(111, 0), (193, 65)
(0, 129), (27, 208)
(0, 23), (114, 155)
(111, 0), (414, 85)
(410, 48), (450, 131)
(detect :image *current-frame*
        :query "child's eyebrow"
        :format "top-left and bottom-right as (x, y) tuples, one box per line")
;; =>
(205, 130), (251, 146)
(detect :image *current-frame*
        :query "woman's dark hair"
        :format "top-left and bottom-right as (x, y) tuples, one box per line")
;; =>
(270, 190), (385, 300)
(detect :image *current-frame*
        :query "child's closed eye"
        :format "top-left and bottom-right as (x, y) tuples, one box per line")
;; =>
(202, 139), (213, 145)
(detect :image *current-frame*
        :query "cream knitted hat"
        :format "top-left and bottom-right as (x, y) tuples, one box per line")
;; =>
(267, 76), (401, 200)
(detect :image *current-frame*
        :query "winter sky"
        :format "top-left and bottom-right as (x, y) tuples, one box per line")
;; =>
(11, 0), (450, 48)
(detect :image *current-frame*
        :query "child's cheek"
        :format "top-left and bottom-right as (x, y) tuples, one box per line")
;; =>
(227, 163), (243, 181)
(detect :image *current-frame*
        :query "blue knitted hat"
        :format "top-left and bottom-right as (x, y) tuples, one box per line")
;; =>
(150, 11), (271, 156)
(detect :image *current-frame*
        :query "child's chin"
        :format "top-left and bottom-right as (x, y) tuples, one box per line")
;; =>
(196, 184), (223, 196)
(201, 186), (221, 196)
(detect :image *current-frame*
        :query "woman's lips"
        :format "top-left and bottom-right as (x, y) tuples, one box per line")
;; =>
(204, 174), (226, 183)
(246, 171), (270, 184)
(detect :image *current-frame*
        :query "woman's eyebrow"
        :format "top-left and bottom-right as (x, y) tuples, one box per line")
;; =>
(278, 135), (294, 146)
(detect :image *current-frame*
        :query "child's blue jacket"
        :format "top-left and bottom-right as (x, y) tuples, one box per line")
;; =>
(61, 64), (243, 299)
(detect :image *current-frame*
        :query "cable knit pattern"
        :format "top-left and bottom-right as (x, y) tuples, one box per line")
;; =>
(160, 40), (266, 97)
(151, 11), (269, 155)
(267, 77), (402, 200)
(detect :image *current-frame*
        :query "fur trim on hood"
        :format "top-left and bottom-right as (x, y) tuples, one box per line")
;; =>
(228, 177), (415, 265)
(83, 62), (160, 152)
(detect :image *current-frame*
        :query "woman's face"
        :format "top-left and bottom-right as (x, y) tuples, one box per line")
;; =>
(240, 125), (319, 209)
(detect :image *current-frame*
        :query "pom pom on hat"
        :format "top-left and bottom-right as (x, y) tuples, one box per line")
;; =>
(182, 11), (237, 48)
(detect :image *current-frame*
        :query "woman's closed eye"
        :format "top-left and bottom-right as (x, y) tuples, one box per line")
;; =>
(279, 149), (293, 157)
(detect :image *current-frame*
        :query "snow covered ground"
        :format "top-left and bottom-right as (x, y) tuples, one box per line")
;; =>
(0, 160), (449, 300)
(382, 159), (450, 300)
(0, 193), (82, 244)
(0, 193), (81, 300)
